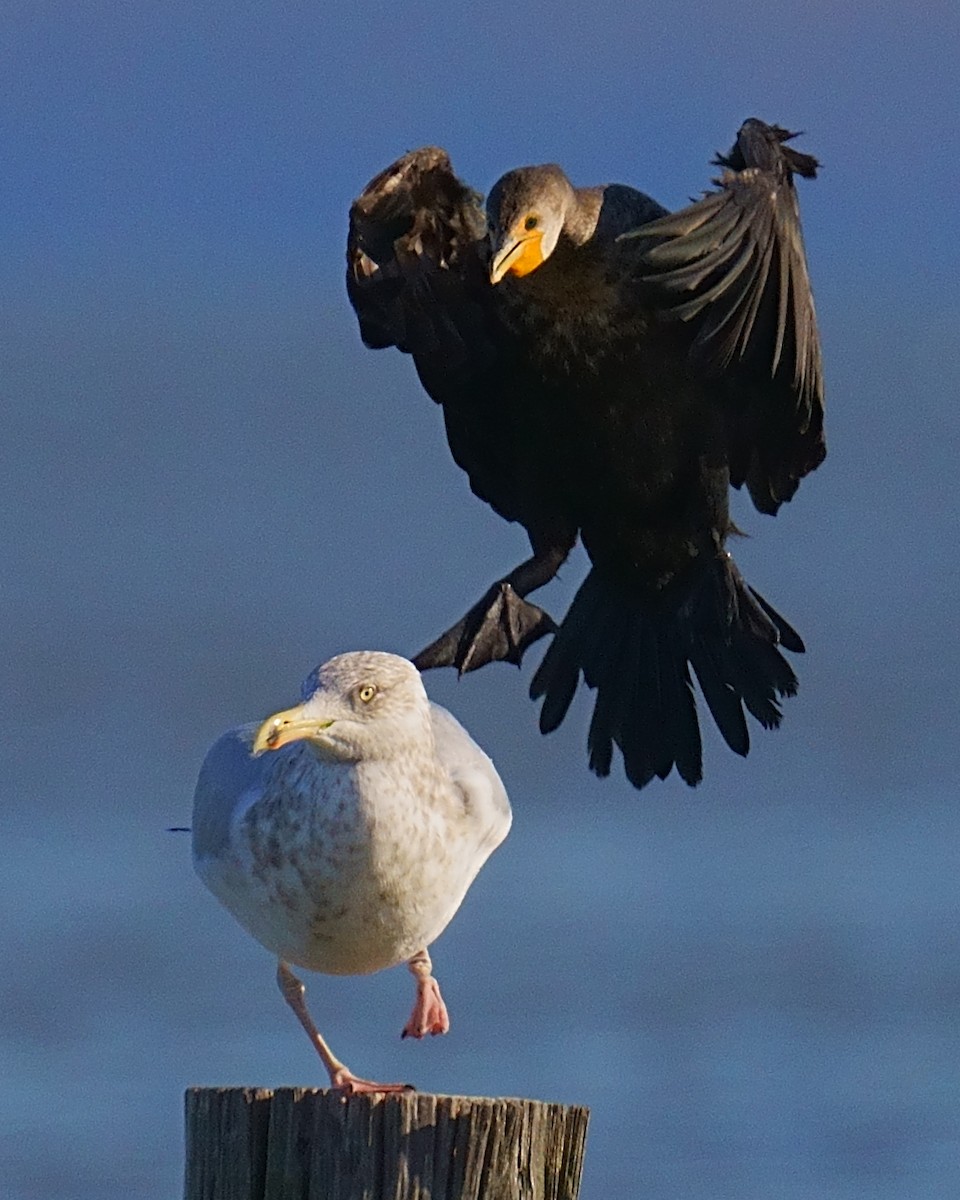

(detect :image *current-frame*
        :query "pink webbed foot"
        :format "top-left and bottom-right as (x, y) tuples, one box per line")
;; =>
(330, 1067), (415, 1096)
(401, 975), (450, 1040)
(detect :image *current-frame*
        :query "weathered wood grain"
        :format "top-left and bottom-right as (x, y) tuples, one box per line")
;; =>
(184, 1088), (589, 1200)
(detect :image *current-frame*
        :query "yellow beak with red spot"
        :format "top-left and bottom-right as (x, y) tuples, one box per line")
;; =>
(252, 705), (335, 755)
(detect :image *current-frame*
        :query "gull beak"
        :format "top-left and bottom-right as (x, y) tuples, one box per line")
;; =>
(489, 229), (545, 284)
(252, 704), (335, 755)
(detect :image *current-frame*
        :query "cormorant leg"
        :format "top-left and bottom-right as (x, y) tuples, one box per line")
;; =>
(401, 948), (450, 1039)
(276, 960), (413, 1095)
(413, 541), (572, 674)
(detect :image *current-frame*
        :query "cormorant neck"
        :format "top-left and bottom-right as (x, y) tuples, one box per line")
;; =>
(562, 187), (605, 246)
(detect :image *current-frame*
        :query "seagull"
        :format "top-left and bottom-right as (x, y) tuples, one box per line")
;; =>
(192, 650), (511, 1094)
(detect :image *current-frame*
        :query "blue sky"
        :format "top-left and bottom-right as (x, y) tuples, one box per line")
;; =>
(2, 3), (959, 1198)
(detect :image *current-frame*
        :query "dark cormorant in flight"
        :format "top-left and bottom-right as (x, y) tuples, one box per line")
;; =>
(346, 118), (825, 789)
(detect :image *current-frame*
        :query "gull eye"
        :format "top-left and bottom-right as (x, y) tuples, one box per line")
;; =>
(524, 215), (539, 231)
(357, 684), (377, 704)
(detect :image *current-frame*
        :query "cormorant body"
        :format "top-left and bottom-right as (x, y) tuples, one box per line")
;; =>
(346, 120), (825, 788)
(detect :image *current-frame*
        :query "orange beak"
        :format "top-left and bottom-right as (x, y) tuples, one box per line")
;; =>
(489, 230), (545, 284)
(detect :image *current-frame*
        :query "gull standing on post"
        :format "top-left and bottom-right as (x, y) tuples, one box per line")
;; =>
(192, 651), (511, 1094)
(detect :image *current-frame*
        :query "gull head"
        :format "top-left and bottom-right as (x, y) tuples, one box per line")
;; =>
(252, 651), (431, 764)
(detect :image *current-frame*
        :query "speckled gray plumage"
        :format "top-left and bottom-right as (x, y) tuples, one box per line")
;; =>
(192, 652), (510, 978)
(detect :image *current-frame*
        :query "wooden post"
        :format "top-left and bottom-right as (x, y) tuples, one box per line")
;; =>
(184, 1088), (589, 1200)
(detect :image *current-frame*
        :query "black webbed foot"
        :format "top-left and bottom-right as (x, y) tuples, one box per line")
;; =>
(412, 582), (557, 674)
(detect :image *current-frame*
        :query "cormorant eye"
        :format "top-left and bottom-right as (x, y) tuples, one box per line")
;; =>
(358, 684), (377, 703)
(524, 215), (539, 231)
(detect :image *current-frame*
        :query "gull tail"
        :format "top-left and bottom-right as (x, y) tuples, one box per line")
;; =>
(529, 556), (804, 789)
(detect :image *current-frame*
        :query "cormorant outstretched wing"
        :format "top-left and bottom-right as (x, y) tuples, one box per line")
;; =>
(346, 147), (533, 527)
(347, 147), (488, 360)
(623, 118), (825, 514)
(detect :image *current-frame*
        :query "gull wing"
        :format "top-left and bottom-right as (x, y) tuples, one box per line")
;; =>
(429, 703), (512, 856)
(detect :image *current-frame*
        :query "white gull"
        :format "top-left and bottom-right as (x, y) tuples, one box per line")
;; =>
(192, 650), (511, 1093)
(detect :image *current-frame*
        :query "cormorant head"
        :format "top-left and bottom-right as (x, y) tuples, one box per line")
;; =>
(486, 164), (575, 284)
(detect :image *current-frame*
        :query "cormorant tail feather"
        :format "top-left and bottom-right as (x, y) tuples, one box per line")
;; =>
(530, 557), (802, 789)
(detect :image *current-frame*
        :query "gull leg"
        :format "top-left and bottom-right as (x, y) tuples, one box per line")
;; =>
(412, 539), (574, 675)
(276, 961), (413, 1095)
(401, 948), (450, 1039)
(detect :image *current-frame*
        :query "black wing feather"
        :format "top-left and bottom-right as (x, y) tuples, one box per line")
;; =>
(347, 148), (490, 361)
(346, 148), (539, 527)
(622, 119), (826, 515)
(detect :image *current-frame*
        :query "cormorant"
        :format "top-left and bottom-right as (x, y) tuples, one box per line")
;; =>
(346, 119), (825, 789)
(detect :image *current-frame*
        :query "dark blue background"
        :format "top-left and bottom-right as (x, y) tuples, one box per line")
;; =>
(2, 3), (958, 1197)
